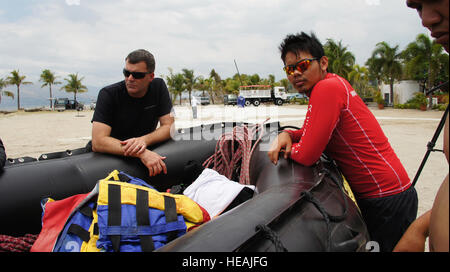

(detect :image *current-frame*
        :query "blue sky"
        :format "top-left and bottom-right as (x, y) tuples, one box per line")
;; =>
(0, 0), (432, 90)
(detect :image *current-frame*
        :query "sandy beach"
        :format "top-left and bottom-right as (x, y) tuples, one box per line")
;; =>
(0, 104), (448, 222)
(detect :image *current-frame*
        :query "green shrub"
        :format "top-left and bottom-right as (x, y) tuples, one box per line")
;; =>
(408, 92), (427, 106)
(374, 91), (385, 105)
(433, 103), (449, 111)
(291, 97), (309, 105)
(399, 92), (428, 110)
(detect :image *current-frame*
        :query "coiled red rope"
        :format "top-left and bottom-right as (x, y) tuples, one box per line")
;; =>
(0, 234), (38, 252)
(203, 120), (268, 185)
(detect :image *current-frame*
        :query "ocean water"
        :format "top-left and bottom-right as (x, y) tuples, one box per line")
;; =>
(0, 86), (204, 111)
(0, 96), (97, 111)
(0, 96), (54, 111)
(0, 91), (98, 111)
(0, 83), (100, 111)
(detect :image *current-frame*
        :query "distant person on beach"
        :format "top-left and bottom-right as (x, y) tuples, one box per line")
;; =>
(191, 96), (198, 119)
(268, 32), (417, 252)
(0, 138), (6, 169)
(91, 49), (174, 177)
(393, 0), (449, 252)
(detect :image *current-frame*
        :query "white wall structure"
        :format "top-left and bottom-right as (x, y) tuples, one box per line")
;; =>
(380, 80), (421, 105)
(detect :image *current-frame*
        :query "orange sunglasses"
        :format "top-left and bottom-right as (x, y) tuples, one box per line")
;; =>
(283, 58), (318, 76)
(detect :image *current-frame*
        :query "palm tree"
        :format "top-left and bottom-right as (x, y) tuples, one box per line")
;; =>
(61, 73), (88, 102)
(249, 74), (261, 85)
(348, 65), (374, 98)
(370, 42), (403, 105)
(0, 78), (14, 105)
(6, 70), (33, 110)
(402, 34), (449, 90)
(165, 68), (176, 101)
(324, 39), (356, 78)
(222, 77), (240, 94)
(267, 74), (276, 87)
(40, 69), (61, 110)
(204, 78), (215, 103)
(166, 68), (185, 105)
(279, 78), (291, 92)
(195, 76), (209, 96)
(209, 69), (223, 104)
(365, 55), (383, 86)
(210, 69), (221, 82)
(182, 68), (197, 105)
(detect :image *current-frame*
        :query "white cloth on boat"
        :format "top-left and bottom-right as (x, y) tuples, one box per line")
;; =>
(183, 168), (256, 218)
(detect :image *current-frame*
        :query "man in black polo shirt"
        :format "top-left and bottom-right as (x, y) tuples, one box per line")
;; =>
(92, 49), (174, 177)
(0, 138), (6, 170)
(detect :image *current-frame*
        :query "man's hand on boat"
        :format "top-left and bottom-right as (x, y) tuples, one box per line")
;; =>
(119, 137), (167, 176)
(268, 131), (292, 165)
(121, 137), (148, 157)
(137, 149), (167, 177)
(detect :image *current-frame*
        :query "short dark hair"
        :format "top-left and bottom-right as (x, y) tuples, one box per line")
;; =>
(126, 49), (155, 73)
(279, 32), (325, 64)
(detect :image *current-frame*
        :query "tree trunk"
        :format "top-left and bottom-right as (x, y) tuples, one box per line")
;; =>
(389, 80), (394, 105)
(189, 90), (192, 106)
(49, 85), (53, 110)
(17, 85), (20, 110)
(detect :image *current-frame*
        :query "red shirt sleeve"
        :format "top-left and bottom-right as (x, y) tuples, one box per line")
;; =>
(284, 128), (303, 143)
(289, 78), (346, 166)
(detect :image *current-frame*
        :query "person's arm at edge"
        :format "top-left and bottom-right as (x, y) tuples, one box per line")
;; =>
(393, 210), (431, 252)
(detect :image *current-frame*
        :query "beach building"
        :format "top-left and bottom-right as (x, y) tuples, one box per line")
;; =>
(380, 80), (421, 105)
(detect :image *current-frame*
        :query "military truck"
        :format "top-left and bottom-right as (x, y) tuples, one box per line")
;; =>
(238, 85), (288, 106)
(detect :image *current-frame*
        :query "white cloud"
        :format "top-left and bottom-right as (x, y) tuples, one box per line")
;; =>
(0, 0), (431, 90)
(365, 0), (381, 6)
(65, 0), (81, 6)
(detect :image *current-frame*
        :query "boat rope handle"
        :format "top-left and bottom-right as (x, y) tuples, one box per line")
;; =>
(301, 191), (333, 251)
(318, 168), (349, 222)
(299, 168), (350, 251)
(255, 224), (288, 252)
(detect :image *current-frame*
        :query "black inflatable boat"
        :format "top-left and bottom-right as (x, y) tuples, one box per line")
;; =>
(0, 122), (369, 252)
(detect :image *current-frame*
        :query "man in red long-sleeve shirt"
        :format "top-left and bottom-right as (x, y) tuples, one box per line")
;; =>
(268, 32), (418, 252)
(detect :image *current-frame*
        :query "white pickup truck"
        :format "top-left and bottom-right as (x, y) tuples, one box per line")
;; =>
(238, 85), (288, 106)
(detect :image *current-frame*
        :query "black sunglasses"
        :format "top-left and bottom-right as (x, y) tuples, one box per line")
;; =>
(123, 68), (150, 79)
